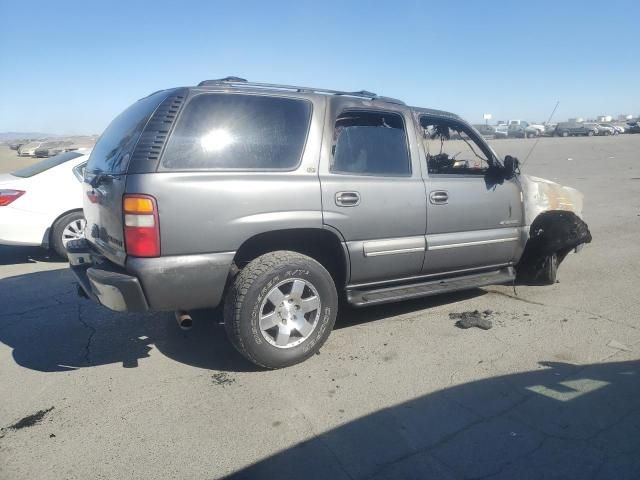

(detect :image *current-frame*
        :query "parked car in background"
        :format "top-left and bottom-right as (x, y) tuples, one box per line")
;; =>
(599, 123), (623, 134)
(626, 122), (640, 134)
(0, 149), (90, 258)
(34, 140), (74, 158)
(9, 141), (28, 151)
(582, 123), (605, 135)
(554, 122), (599, 137)
(494, 124), (509, 138)
(472, 124), (496, 138)
(17, 141), (43, 156)
(595, 124), (615, 136)
(67, 78), (591, 368)
(508, 122), (539, 138)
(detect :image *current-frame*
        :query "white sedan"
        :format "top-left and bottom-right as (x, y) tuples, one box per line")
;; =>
(0, 149), (90, 259)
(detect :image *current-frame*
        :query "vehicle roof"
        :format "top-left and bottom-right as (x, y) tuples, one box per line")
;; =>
(191, 77), (407, 107)
(153, 78), (463, 124)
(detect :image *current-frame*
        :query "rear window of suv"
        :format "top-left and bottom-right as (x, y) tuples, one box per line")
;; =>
(161, 93), (312, 170)
(86, 90), (170, 174)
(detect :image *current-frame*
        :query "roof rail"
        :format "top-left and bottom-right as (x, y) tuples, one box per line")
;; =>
(196, 77), (405, 105)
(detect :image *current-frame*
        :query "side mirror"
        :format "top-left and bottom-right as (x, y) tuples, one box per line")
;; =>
(503, 155), (520, 178)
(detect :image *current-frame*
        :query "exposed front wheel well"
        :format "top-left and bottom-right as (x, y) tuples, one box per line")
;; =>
(233, 229), (348, 289)
(516, 210), (591, 283)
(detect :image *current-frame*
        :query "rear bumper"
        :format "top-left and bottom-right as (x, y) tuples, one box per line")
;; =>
(68, 239), (234, 312)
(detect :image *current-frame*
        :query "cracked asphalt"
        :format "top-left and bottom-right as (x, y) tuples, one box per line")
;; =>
(1, 136), (639, 479)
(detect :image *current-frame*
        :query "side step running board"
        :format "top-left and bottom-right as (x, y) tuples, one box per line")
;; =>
(346, 267), (516, 307)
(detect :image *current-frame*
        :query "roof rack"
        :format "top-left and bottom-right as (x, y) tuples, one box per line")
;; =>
(196, 77), (405, 105)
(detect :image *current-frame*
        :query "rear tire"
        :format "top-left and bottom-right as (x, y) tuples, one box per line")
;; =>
(588, 130), (594, 137)
(51, 211), (86, 259)
(224, 251), (338, 369)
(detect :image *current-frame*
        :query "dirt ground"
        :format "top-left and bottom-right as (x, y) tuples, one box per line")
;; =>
(0, 136), (639, 479)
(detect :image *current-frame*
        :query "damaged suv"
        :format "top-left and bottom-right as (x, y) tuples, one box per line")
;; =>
(68, 78), (591, 368)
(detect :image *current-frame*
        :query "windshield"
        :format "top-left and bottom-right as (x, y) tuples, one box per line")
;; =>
(12, 151), (84, 178)
(86, 91), (169, 174)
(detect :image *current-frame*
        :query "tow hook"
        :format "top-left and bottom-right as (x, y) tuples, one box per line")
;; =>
(175, 310), (193, 330)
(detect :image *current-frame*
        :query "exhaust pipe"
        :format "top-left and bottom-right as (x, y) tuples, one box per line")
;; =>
(175, 311), (193, 330)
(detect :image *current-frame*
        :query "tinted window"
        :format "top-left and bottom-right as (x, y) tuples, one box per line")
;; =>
(12, 151), (84, 178)
(161, 94), (312, 170)
(331, 111), (410, 176)
(86, 91), (169, 174)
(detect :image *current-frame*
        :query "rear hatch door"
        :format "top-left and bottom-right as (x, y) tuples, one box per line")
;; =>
(83, 90), (176, 266)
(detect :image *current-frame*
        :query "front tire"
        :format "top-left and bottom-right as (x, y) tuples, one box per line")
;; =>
(224, 251), (338, 369)
(538, 253), (558, 285)
(51, 211), (86, 259)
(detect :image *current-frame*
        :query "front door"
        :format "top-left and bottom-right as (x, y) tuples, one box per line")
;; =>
(319, 104), (427, 285)
(416, 115), (524, 274)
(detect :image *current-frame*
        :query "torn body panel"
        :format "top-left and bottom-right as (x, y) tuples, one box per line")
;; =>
(520, 174), (585, 225)
(517, 175), (592, 283)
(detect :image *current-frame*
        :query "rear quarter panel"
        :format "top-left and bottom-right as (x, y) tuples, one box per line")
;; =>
(127, 94), (326, 256)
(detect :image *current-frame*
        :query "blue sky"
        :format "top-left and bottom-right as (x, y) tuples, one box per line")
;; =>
(1, 0), (638, 135)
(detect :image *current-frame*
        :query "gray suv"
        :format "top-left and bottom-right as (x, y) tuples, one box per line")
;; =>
(68, 77), (591, 368)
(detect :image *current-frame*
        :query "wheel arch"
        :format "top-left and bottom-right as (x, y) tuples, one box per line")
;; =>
(233, 227), (350, 289)
(516, 210), (592, 276)
(44, 208), (84, 249)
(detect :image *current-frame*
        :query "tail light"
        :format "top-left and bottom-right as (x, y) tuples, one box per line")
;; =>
(0, 190), (25, 206)
(123, 194), (160, 257)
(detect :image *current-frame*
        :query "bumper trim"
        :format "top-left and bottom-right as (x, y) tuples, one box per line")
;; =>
(67, 238), (234, 312)
(68, 239), (149, 312)
(71, 263), (149, 312)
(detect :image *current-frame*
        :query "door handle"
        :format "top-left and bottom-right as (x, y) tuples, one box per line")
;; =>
(335, 191), (361, 207)
(429, 190), (449, 205)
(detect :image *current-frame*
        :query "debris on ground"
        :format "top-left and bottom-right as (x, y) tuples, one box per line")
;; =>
(7, 407), (54, 430)
(211, 372), (236, 386)
(450, 310), (494, 330)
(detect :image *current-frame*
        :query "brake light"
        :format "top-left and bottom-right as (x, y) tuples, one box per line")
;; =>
(0, 190), (25, 206)
(123, 194), (160, 257)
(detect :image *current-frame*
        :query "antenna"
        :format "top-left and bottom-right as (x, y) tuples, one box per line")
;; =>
(522, 100), (560, 166)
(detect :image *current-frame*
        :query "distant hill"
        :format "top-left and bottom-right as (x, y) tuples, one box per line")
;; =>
(0, 132), (64, 143)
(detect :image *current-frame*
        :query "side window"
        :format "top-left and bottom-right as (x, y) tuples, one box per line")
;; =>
(161, 94), (312, 170)
(331, 111), (411, 176)
(420, 117), (491, 175)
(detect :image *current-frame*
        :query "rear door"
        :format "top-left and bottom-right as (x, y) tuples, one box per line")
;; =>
(319, 101), (427, 285)
(416, 113), (524, 274)
(83, 90), (176, 266)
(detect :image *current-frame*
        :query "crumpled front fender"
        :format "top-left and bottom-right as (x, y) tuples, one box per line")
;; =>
(520, 174), (585, 226)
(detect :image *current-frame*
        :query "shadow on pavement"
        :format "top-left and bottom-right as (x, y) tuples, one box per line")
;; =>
(0, 245), (62, 266)
(0, 267), (259, 372)
(0, 261), (487, 374)
(226, 359), (640, 480)
(0, 238), (485, 372)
